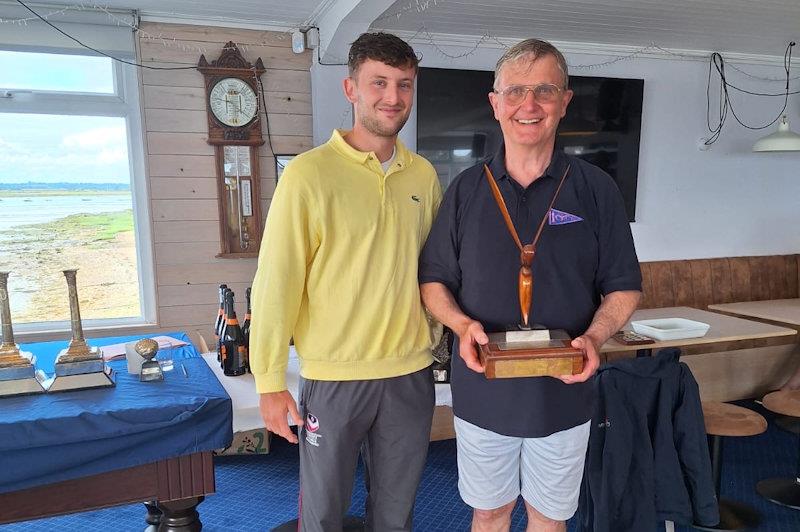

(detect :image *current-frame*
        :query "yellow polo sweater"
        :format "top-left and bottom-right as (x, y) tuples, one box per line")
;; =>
(250, 130), (442, 393)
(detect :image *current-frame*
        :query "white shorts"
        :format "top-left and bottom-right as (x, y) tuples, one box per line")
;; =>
(454, 416), (590, 521)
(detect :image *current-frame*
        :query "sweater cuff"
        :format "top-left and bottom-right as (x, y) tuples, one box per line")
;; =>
(254, 371), (288, 394)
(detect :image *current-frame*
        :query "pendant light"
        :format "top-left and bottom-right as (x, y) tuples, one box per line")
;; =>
(753, 115), (800, 152)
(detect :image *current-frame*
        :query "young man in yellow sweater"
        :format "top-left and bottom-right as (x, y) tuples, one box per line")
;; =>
(249, 32), (442, 531)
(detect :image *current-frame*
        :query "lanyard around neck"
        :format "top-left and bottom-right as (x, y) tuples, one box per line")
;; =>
(483, 163), (570, 253)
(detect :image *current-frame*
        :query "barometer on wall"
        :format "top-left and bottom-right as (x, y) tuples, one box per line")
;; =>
(198, 42), (266, 257)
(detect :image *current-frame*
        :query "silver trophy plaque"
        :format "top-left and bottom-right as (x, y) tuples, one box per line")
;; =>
(0, 272), (47, 397)
(44, 269), (115, 392)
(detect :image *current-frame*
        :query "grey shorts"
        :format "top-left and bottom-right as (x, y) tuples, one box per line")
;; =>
(454, 416), (590, 521)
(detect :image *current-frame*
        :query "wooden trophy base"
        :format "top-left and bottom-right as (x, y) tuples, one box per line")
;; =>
(478, 329), (584, 379)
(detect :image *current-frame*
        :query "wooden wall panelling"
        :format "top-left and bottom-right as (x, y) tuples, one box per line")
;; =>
(159, 303), (222, 328)
(135, 21), (311, 336)
(159, 282), (253, 308)
(140, 22), (293, 46)
(143, 64), (309, 93)
(788, 255), (799, 297)
(689, 259), (713, 309)
(708, 257), (734, 305)
(649, 262), (676, 308)
(671, 260), (695, 307)
(729, 258), (753, 302)
(154, 242), (225, 265)
(153, 221), (220, 243)
(145, 109), (208, 133)
(151, 199), (219, 222)
(766, 255), (789, 299)
(156, 262), (258, 286)
(638, 262), (654, 309)
(144, 86), (206, 110)
(748, 256), (772, 301)
(150, 177), (218, 200)
(147, 133), (214, 155)
(148, 155), (216, 178)
(139, 40), (310, 70)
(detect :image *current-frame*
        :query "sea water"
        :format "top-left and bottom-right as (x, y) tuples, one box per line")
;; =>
(0, 193), (133, 231)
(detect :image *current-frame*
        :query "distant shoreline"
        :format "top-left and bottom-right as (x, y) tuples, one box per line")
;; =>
(0, 190), (131, 198)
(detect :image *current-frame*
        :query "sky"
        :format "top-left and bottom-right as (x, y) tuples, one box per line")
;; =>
(0, 50), (131, 184)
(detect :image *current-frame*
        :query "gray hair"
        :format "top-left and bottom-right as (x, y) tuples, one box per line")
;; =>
(493, 39), (569, 90)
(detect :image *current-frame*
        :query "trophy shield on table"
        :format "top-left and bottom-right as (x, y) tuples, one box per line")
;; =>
(0, 272), (47, 397)
(477, 165), (585, 379)
(43, 269), (115, 392)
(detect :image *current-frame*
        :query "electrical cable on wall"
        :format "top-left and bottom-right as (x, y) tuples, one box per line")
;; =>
(704, 41), (796, 145)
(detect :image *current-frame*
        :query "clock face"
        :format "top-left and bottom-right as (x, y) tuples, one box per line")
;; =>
(209, 77), (258, 127)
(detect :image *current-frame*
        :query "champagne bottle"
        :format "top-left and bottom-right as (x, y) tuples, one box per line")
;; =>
(242, 287), (252, 372)
(221, 290), (247, 376)
(219, 288), (231, 369)
(214, 284), (227, 361)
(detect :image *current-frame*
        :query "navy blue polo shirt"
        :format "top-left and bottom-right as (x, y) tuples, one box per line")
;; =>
(420, 146), (641, 438)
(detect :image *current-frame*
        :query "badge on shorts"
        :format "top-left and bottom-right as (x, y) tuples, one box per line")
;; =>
(549, 208), (583, 225)
(305, 413), (322, 447)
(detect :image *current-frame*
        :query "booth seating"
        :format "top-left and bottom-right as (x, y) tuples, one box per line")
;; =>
(757, 390), (800, 509)
(694, 402), (767, 531)
(639, 254), (800, 402)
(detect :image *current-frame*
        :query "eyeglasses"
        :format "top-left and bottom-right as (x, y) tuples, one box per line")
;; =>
(495, 83), (564, 106)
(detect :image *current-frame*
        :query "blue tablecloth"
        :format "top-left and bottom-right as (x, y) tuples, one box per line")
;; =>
(0, 332), (232, 494)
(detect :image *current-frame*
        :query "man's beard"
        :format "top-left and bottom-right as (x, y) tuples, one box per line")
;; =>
(358, 105), (408, 137)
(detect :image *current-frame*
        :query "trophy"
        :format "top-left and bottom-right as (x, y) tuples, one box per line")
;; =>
(135, 338), (164, 382)
(477, 165), (584, 379)
(0, 272), (47, 397)
(44, 269), (115, 392)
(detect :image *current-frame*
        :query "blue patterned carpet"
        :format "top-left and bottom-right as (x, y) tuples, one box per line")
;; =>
(3, 400), (800, 531)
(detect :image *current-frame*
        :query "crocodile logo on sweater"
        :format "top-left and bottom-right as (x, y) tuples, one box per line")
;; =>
(411, 195), (420, 203)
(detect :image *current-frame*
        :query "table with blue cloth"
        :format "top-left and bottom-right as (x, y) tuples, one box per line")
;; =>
(0, 332), (233, 530)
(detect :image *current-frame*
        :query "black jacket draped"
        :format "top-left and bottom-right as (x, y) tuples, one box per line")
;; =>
(579, 348), (719, 531)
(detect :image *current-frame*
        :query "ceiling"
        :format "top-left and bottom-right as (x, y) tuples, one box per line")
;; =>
(6, 0), (798, 58)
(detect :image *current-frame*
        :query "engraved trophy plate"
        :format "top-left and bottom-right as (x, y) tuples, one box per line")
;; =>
(478, 164), (584, 379)
(43, 270), (115, 392)
(479, 330), (584, 379)
(0, 272), (47, 397)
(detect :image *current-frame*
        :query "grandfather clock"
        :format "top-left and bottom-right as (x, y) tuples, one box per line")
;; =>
(198, 42), (266, 257)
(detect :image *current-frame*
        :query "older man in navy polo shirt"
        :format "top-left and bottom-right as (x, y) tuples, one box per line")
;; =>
(419, 38), (642, 532)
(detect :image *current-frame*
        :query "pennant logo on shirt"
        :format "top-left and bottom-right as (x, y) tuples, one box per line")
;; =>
(549, 208), (583, 225)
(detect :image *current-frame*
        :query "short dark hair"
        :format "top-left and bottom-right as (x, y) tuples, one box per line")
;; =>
(348, 32), (419, 77)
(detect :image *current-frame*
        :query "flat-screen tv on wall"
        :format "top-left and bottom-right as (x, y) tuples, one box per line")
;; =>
(417, 68), (644, 221)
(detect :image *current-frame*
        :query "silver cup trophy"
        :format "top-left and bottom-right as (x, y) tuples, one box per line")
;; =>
(0, 272), (47, 396)
(44, 269), (115, 392)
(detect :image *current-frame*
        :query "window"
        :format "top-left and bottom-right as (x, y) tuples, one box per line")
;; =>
(0, 48), (154, 331)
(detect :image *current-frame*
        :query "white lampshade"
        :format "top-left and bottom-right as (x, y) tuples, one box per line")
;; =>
(753, 115), (800, 152)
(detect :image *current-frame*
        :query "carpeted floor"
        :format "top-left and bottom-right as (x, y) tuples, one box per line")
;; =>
(3, 400), (800, 531)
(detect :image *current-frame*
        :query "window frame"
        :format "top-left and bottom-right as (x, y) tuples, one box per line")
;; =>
(0, 46), (156, 334)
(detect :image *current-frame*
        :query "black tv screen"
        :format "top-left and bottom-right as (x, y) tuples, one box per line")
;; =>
(417, 68), (643, 221)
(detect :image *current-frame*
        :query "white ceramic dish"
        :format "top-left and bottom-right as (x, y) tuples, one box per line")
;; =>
(630, 318), (710, 341)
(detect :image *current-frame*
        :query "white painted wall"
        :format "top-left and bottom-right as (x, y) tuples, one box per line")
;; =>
(311, 43), (800, 262)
